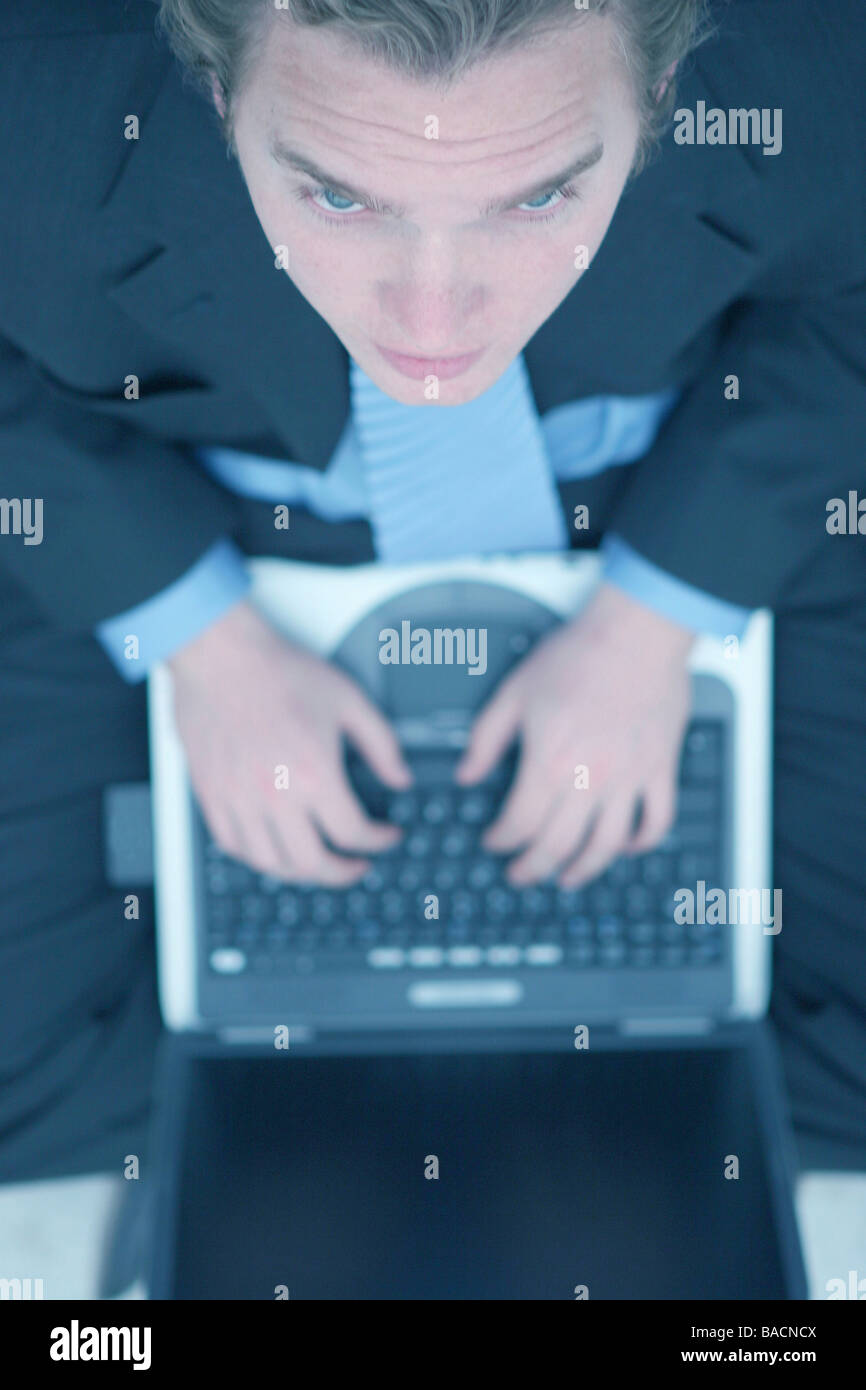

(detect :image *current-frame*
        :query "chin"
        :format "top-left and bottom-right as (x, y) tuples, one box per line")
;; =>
(368, 361), (503, 408)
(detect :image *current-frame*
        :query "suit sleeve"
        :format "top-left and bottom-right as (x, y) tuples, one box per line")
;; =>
(0, 332), (243, 630)
(606, 285), (866, 609)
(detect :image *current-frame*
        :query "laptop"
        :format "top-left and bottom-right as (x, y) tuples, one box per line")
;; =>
(130, 549), (808, 1299)
(147, 549), (773, 1040)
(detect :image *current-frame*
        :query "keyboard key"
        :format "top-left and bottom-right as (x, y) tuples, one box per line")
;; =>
(406, 831), (433, 858)
(598, 943), (626, 967)
(397, 865), (424, 892)
(433, 864), (460, 892)
(485, 887), (516, 918)
(641, 854), (669, 886)
(311, 893), (335, 924)
(597, 916), (624, 942)
(209, 948), (247, 975)
(566, 915), (593, 939)
(382, 891), (406, 922)
(589, 885), (618, 916)
(368, 947), (405, 969)
(422, 795), (450, 825)
(689, 943), (722, 965)
(442, 828), (471, 857)
(208, 898), (233, 925)
(627, 921), (656, 944)
(451, 890), (478, 920)
(525, 943), (563, 966)
(384, 926), (410, 946)
(409, 947), (445, 968)
(486, 944), (522, 966)
(625, 886), (654, 918)
(608, 857), (636, 886)
(555, 888), (584, 914)
(536, 922), (564, 943)
(276, 894), (301, 926)
(519, 887), (551, 917)
(678, 788), (718, 817)
(346, 890), (370, 918)
(447, 946), (483, 967)
(458, 794), (488, 824)
(468, 860), (497, 890)
(567, 944), (595, 967)
(361, 866), (387, 892)
(389, 794), (418, 824)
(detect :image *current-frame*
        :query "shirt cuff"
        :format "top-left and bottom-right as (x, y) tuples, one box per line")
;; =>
(95, 538), (252, 682)
(600, 533), (753, 639)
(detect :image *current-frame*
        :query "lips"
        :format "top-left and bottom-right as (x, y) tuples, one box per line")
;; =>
(376, 345), (484, 380)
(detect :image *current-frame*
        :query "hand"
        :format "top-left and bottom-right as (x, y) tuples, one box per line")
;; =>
(455, 584), (695, 887)
(168, 599), (412, 885)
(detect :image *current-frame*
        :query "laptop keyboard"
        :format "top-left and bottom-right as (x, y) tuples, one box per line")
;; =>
(202, 721), (725, 976)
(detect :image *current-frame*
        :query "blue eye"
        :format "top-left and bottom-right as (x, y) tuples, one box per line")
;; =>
(311, 187), (364, 215)
(518, 187), (565, 212)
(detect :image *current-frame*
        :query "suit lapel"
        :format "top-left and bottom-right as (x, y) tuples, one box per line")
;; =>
(525, 138), (763, 411)
(98, 60), (348, 471)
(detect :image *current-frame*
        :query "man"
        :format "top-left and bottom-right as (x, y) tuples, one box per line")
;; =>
(0, 0), (864, 1180)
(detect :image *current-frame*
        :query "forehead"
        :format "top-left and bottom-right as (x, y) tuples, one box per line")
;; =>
(240, 12), (629, 183)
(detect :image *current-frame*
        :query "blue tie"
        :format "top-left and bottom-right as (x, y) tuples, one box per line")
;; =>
(350, 354), (570, 563)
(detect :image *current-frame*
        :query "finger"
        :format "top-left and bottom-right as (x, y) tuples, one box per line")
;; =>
(313, 770), (403, 854)
(263, 810), (369, 886)
(200, 801), (249, 864)
(505, 789), (598, 885)
(341, 688), (413, 789)
(627, 775), (678, 854)
(483, 740), (567, 852)
(211, 804), (289, 878)
(454, 680), (521, 785)
(558, 793), (639, 888)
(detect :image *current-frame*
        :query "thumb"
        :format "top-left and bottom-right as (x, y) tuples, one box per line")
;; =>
(456, 684), (521, 785)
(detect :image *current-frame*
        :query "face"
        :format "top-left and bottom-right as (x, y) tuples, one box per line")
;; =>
(228, 11), (642, 405)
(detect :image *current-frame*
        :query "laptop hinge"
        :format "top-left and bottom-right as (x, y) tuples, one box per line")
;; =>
(619, 1016), (715, 1037)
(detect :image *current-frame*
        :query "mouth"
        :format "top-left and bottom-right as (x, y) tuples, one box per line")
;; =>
(376, 345), (484, 381)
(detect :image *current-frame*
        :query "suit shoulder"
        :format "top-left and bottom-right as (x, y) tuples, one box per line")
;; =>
(0, 3), (174, 261)
(0, 0), (158, 41)
(696, 0), (866, 109)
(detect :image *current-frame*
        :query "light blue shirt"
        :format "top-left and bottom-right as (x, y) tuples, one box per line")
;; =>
(96, 365), (751, 680)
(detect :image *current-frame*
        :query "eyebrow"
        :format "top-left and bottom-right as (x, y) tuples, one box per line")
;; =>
(268, 137), (605, 217)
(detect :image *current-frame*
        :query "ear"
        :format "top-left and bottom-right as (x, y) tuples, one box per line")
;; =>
(654, 61), (678, 103)
(209, 72), (227, 120)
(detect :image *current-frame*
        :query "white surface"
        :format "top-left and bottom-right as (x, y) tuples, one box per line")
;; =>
(0, 1171), (863, 1299)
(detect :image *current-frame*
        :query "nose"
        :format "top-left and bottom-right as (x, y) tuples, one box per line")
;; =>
(379, 236), (486, 352)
